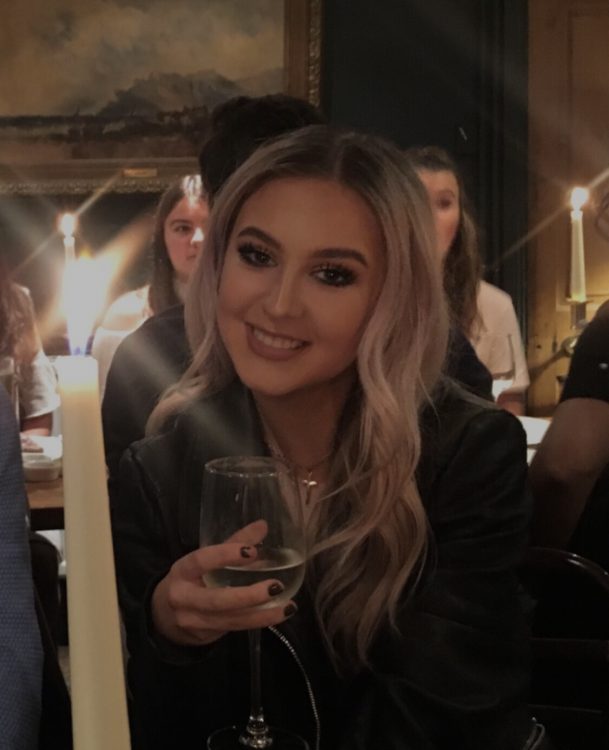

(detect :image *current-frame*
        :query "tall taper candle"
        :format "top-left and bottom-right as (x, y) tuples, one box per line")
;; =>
(569, 187), (589, 303)
(56, 355), (131, 750)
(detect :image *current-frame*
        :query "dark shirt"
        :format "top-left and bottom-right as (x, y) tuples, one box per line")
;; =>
(102, 304), (191, 489)
(561, 308), (609, 404)
(446, 329), (493, 400)
(111, 379), (535, 750)
(559, 306), (609, 568)
(0, 387), (43, 748)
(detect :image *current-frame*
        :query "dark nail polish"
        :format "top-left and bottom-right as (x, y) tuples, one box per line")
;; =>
(240, 546), (252, 558)
(268, 583), (284, 597)
(284, 604), (297, 618)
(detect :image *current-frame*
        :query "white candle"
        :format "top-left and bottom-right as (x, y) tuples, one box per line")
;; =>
(569, 187), (589, 302)
(56, 355), (131, 750)
(59, 213), (77, 264)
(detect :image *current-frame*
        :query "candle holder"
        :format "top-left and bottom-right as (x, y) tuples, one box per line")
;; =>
(561, 299), (588, 356)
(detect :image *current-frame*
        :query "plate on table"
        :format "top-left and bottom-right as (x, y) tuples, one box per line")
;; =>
(517, 416), (550, 447)
(21, 436), (62, 482)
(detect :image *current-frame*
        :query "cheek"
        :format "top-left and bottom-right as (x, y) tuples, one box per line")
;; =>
(316, 292), (371, 352)
(435, 212), (459, 257)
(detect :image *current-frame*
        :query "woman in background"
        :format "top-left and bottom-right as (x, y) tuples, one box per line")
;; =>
(406, 146), (529, 415)
(0, 259), (59, 435)
(92, 176), (208, 393)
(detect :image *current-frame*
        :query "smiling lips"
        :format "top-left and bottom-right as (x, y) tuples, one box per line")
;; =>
(247, 324), (308, 357)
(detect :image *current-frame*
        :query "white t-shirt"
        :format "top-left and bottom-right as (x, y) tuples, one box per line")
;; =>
(469, 281), (530, 393)
(91, 286), (152, 396)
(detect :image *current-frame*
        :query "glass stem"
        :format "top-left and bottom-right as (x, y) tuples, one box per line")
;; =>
(240, 628), (272, 748)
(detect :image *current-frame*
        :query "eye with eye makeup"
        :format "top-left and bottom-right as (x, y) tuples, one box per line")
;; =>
(237, 242), (276, 267)
(312, 263), (357, 287)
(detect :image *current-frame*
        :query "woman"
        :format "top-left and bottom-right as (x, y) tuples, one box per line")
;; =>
(0, 260), (59, 434)
(92, 176), (208, 393)
(112, 127), (543, 749)
(406, 146), (529, 415)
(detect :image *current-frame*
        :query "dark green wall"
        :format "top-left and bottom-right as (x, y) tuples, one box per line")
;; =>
(321, 0), (528, 325)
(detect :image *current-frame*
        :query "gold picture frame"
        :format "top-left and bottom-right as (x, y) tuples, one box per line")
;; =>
(0, 0), (322, 195)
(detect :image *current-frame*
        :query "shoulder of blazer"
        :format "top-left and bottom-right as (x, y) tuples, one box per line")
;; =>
(129, 379), (267, 552)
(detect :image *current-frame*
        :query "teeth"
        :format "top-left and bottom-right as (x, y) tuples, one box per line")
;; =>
(252, 327), (304, 350)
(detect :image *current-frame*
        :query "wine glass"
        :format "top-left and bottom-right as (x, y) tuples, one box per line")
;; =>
(489, 333), (516, 400)
(200, 456), (309, 750)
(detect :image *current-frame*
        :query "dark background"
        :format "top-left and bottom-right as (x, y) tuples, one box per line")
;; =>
(322, 0), (528, 324)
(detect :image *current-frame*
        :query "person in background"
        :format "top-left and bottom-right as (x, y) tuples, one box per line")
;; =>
(0, 385), (43, 749)
(0, 259), (59, 435)
(91, 176), (208, 394)
(101, 94), (325, 484)
(406, 146), (529, 415)
(112, 126), (541, 750)
(530, 300), (609, 570)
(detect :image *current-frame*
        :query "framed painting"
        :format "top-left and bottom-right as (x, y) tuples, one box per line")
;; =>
(0, 0), (321, 194)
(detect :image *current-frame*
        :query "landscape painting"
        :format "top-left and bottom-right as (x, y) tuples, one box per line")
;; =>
(0, 0), (319, 185)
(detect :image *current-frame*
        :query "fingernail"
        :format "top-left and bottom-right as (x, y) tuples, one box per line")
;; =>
(268, 583), (284, 597)
(240, 546), (252, 558)
(284, 604), (297, 618)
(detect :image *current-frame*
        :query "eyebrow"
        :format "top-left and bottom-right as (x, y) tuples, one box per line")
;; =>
(236, 226), (369, 267)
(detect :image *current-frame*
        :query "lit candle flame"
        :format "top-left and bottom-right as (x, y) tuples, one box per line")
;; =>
(191, 226), (204, 244)
(182, 174), (203, 206)
(59, 212), (77, 238)
(570, 187), (589, 212)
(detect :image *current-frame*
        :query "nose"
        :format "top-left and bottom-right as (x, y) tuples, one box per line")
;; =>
(262, 268), (304, 319)
(191, 227), (204, 246)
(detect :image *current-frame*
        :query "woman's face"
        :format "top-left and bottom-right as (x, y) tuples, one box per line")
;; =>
(416, 168), (460, 259)
(163, 196), (209, 283)
(217, 177), (384, 400)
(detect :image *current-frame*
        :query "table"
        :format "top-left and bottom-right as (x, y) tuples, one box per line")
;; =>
(27, 478), (64, 531)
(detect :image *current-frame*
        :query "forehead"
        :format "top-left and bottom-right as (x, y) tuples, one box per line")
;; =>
(234, 177), (384, 253)
(166, 196), (207, 222)
(417, 169), (459, 197)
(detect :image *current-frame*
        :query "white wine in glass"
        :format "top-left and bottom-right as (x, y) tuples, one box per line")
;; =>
(204, 546), (305, 607)
(200, 456), (309, 750)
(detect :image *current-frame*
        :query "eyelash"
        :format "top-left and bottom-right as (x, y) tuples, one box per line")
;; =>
(435, 198), (456, 210)
(236, 243), (357, 288)
(237, 242), (274, 267)
(313, 263), (356, 287)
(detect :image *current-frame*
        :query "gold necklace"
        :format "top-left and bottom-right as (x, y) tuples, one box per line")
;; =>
(263, 430), (331, 499)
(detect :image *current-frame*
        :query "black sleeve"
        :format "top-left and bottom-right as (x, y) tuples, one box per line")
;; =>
(111, 445), (246, 749)
(561, 314), (609, 404)
(102, 307), (190, 493)
(339, 411), (535, 750)
(446, 328), (493, 401)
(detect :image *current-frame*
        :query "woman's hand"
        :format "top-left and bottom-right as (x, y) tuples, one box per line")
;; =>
(151, 522), (296, 647)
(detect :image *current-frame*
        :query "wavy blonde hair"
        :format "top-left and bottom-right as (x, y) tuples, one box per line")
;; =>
(150, 126), (449, 669)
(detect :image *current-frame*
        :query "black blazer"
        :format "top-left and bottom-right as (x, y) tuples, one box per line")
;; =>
(111, 379), (540, 750)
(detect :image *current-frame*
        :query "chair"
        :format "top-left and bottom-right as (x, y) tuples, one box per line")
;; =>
(519, 547), (609, 749)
